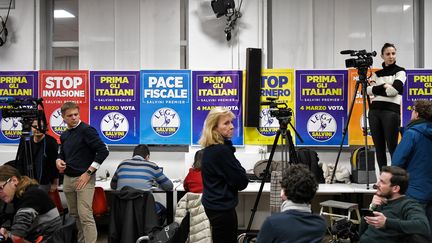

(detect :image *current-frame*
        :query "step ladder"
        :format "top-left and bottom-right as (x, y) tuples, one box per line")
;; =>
(319, 200), (361, 225)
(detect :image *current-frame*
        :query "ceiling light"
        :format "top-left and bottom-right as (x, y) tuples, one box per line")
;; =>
(54, 9), (75, 19)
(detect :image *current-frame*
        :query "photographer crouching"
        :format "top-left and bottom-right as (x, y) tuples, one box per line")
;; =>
(0, 165), (61, 242)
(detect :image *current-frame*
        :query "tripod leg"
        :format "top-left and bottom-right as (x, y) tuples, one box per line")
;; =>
(245, 129), (281, 232)
(330, 81), (361, 183)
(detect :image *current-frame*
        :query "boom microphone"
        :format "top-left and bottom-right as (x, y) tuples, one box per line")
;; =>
(340, 50), (355, 55)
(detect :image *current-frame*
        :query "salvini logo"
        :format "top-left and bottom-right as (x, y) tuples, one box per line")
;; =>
(1, 117), (22, 140)
(258, 108), (279, 136)
(307, 112), (337, 142)
(50, 108), (68, 136)
(100, 112), (129, 141)
(151, 107), (180, 137)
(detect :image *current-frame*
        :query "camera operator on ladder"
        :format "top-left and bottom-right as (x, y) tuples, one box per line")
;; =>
(367, 43), (406, 171)
(14, 119), (59, 193)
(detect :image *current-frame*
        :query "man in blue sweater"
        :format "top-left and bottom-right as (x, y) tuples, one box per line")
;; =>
(256, 164), (326, 243)
(392, 100), (432, 238)
(56, 101), (109, 243)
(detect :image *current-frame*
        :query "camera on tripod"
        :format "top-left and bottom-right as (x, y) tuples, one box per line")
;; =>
(1, 97), (47, 133)
(341, 49), (377, 68)
(261, 97), (293, 120)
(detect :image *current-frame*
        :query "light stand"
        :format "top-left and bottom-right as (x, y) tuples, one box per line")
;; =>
(331, 66), (371, 189)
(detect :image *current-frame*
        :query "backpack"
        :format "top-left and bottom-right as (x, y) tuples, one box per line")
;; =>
(295, 148), (325, 183)
(148, 221), (180, 243)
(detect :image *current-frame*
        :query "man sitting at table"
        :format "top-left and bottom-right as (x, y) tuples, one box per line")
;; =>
(256, 164), (327, 243)
(110, 144), (173, 223)
(359, 166), (430, 243)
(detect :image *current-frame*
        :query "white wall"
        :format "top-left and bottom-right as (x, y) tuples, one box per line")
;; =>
(273, 0), (415, 69)
(0, 0), (37, 70)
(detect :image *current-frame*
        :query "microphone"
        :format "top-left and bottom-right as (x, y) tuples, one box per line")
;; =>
(0, 97), (15, 103)
(340, 50), (355, 55)
(260, 101), (273, 106)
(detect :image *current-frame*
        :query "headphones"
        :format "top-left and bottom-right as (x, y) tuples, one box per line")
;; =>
(0, 16), (8, 47)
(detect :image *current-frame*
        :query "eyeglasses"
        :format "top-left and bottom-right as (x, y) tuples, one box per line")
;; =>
(0, 178), (11, 191)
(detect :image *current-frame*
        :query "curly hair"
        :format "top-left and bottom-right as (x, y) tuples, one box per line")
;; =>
(281, 164), (318, 204)
(414, 100), (432, 122)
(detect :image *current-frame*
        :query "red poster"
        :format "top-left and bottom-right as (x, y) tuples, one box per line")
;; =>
(39, 70), (89, 142)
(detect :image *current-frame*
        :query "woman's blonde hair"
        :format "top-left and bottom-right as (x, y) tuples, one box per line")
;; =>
(0, 165), (38, 198)
(198, 107), (235, 147)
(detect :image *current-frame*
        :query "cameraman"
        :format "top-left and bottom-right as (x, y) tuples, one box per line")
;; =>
(367, 43), (406, 171)
(14, 119), (59, 193)
(0, 165), (61, 242)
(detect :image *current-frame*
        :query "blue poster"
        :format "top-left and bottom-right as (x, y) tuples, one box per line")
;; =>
(295, 70), (348, 146)
(402, 70), (432, 126)
(0, 71), (39, 144)
(140, 70), (191, 145)
(90, 71), (140, 145)
(192, 70), (243, 146)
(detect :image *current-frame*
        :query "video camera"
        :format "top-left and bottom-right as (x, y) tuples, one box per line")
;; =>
(340, 49), (377, 68)
(1, 97), (47, 133)
(261, 97), (293, 121)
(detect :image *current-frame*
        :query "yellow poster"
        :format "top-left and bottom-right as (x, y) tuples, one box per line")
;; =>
(244, 69), (295, 145)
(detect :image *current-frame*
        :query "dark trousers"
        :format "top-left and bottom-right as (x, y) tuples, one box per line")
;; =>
(205, 208), (238, 243)
(369, 109), (400, 170)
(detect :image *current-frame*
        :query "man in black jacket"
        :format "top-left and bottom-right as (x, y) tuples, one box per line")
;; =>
(56, 101), (109, 243)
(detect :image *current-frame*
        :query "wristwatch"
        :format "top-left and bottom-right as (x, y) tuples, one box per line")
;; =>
(86, 169), (95, 175)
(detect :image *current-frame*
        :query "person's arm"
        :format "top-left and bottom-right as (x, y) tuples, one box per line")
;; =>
(155, 170), (174, 191)
(84, 126), (109, 166)
(110, 165), (120, 190)
(47, 137), (59, 191)
(392, 130), (416, 168)
(218, 146), (249, 191)
(10, 207), (39, 243)
(384, 201), (430, 236)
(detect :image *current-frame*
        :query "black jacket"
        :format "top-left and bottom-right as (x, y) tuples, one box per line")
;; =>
(108, 186), (159, 243)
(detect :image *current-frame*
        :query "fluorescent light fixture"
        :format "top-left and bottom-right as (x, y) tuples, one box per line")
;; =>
(54, 9), (75, 18)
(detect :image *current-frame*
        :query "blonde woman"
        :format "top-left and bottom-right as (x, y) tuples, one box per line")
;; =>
(199, 107), (249, 243)
(0, 165), (61, 242)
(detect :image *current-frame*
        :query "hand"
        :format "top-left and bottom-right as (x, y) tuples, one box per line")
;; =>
(56, 159), (66, 174)
(385, 85), (398, 96)
(0, 227), (8, 241)
(76, 172), (91, 190)
(371, 195), (387, 207)
(50, 183), (58, 192)
(365, 211), (387, 228)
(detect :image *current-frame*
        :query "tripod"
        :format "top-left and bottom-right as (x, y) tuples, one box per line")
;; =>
(15, 118), (36, 179)
(331, 66), (372, 189)
(239, 116), (303, 242)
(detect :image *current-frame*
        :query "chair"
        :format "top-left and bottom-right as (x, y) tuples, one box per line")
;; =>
(92, 186), (108, 217)
(46, 215), (78, 243)
(48, 189), (69, 223)
(319, 200), (361, 225)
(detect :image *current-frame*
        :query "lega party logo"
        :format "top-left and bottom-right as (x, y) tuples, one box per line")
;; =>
(307, 112), (337, 142)
(151, 107), (180, 137)
(258, 108), (279, 136)
(1, 117), (22, 140)
(50, 108), (68, 136)
(100, 112), (129, 141)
